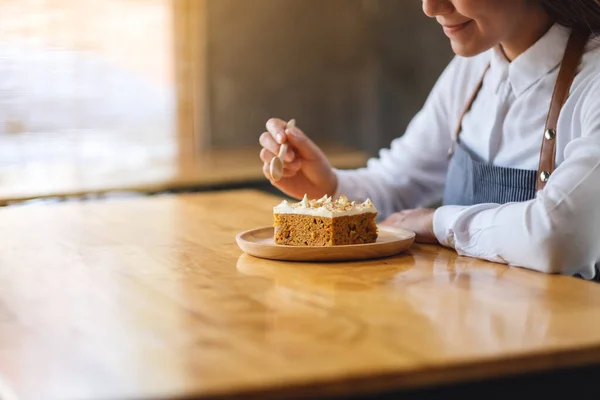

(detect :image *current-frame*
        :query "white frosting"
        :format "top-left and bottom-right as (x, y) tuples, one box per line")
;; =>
(273, 194), (377, 218)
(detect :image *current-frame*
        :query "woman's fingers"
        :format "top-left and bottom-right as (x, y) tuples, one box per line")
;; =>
(266, 118), (288, 144)
(281, 159), (302, 177)
(259, 132), (295, 162)
(262, 162), (275, 183)
(260, 154), (302, 180)
(381, 211), (408, 226)
(260, 118), (306, 185)
(261, 149), (302, 176)
(259, 131), (279, 155)
(260, 147), (276, 164)
(283, 126), (322, 161)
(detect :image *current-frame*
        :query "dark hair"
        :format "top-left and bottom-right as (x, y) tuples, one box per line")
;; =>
(540, 0), (600, 34)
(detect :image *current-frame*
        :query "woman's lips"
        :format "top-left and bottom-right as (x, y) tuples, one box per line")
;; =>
(442, 20), (473, 36)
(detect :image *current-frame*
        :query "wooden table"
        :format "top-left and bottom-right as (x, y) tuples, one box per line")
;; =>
(1, 190), (600, 400)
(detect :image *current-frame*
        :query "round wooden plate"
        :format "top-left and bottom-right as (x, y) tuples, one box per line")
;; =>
(235, 226), (415, 262)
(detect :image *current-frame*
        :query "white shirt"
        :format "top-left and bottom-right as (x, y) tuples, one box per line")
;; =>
(334, 24), (600, 279)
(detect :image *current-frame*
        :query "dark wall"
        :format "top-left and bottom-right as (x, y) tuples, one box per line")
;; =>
(206, 0), (453, 155)
(372, 0), (454, 153)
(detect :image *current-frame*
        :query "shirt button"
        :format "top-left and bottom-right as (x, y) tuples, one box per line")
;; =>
(447, 232), (456, 248)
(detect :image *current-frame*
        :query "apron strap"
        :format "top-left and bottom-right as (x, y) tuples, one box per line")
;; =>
(448, 30), (589, 191)
(536, 30), (588, 191)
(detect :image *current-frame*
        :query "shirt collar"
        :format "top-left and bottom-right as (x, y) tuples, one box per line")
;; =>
(488, 24), (571, 98)
(510, 24), (571, 96)
(488, 46), (510, 95)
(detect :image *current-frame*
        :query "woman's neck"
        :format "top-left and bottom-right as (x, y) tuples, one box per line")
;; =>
(500, 11), (554, 61)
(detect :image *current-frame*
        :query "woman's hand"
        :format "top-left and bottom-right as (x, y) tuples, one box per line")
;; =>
(381, 208), (438, 244)
(259, 118), (338, 200)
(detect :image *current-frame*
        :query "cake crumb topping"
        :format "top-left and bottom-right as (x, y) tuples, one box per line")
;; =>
(277, 194), (376, 213)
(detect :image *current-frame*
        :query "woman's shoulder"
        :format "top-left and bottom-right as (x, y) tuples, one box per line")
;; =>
(573, 38), (600, 108)
(580, 35), (600, 78)
(569, 40), (600, 133)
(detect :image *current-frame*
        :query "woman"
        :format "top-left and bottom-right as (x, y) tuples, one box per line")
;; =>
(258, 0), (600, 280)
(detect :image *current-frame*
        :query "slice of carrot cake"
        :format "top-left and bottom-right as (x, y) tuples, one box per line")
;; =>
(273, 194), (378, 246)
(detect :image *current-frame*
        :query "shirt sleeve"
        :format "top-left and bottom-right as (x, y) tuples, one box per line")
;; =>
(334, 56), (466, 218)
(433, 78), (600, 279)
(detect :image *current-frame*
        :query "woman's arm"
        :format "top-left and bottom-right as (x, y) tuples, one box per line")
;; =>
(433, 79), (600, 278)
(334, 56), (480, 218)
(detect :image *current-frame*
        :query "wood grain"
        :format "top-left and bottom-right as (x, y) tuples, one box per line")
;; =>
(1, 189), (600, 400)
(236, 226), (415, 261)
